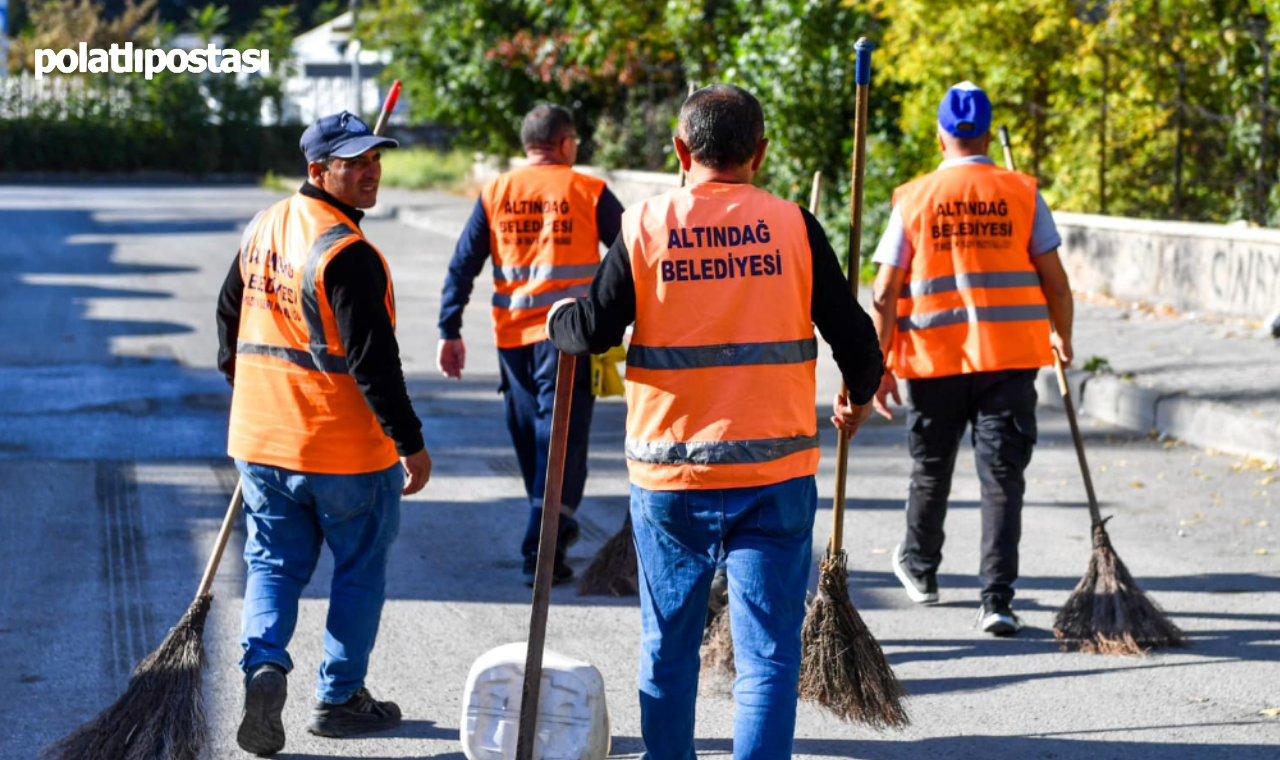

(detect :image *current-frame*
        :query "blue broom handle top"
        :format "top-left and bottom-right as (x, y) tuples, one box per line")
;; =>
(855, 37), (876, 85)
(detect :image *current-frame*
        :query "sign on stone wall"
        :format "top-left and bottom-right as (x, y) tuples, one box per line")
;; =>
(1056, 212), (1280, 321)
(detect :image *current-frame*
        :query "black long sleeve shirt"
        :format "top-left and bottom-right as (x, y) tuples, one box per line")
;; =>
(216, 182), (424, 457)
(547, 205), (884, 405)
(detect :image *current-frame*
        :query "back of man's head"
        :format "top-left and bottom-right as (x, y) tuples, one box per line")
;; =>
(521, 104), (576, 149)
(678, 84), (764, 170)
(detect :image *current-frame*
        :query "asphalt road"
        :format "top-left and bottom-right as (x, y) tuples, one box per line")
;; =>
(0, 185), (1276, 759)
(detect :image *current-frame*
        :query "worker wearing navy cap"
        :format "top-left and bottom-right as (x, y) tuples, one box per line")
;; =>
(217, 110), (431, 753)
(868, 82), (1075, 635)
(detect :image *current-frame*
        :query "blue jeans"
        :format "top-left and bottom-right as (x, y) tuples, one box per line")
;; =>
(631, 475), (818, 760)
(497, 340), (594, 559)
(235, 459), (403, 704)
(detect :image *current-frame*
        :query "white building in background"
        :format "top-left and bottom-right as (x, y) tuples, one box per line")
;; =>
(284, 10), (404, 124)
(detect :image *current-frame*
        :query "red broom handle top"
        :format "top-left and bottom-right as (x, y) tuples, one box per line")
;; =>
(373, 80), (401, 137)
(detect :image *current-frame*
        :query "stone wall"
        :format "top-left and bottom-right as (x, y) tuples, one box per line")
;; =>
(473, 158), (1280, 321)
(1055, 212), (1280, 321)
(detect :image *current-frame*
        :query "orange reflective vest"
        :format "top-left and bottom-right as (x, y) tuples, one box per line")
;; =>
(623, 183), (819, 491)
(481, 165), (607, 348)
(889, 163), (1052, 379)
(227, 192), (399, 474)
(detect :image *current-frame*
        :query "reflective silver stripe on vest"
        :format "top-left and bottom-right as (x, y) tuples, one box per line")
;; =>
(492, 283), (589, 310)
(239, 209), (267, 270)
(492, 263), (598, 282)
(236, 340), (350, 374)
(901, 270), (1042, 299)
(626, 434), (821, 467)
(897, 304), (1050, 332)
(627, 338), (818, 371)
(302, 223), (358, 370)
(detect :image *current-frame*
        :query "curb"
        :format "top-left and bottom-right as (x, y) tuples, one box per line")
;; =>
(1035, 368), (1280, 463)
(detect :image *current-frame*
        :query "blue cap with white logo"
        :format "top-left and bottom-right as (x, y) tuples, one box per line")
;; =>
(937, 81), (992, 138)
(299, 111), (398, 162)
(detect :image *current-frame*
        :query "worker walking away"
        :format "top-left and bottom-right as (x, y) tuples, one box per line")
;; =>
(548, 84), (883, 760)
(216, 111), (432, 755)
(437, 104), (624, 586)
(869, 82), (1074, 635)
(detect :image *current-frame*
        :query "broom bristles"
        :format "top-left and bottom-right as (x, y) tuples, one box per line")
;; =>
(576, 513), (639, 597)
(1053, 521), (1186, 655)
(798, 550), (909, 729)
(42, 594), (212, 760)
(700, 607), (736, 677)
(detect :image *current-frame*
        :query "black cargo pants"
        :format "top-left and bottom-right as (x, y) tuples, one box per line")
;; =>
(901, 369), (1038, 604)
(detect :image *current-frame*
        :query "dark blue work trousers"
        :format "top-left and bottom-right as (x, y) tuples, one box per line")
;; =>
(497, 339), (595, 560)
(901, 368), (1039, 604)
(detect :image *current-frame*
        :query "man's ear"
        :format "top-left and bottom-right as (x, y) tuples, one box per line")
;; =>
(673, 135), (692, 172)
(750, 138), (769, 172)
(307, 160), (327, 187)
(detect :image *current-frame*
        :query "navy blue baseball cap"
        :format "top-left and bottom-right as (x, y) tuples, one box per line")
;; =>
(300, 111), (398, 162)
(937, 81), (992, 138)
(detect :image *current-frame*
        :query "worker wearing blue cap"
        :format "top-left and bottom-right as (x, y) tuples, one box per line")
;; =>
(868, 82), (1075, 635)
(217, 110), (432, 752)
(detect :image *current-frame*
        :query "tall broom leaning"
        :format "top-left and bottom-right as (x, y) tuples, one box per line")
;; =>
(43, 83), (406, 760)
(699, 168), (831, 677)
(795, 37), (908, 729)
(997, 125), (1185, 655)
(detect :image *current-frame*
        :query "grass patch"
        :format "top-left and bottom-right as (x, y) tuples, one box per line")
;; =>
(379, 148), (474, 192)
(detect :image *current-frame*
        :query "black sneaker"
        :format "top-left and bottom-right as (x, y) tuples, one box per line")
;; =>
(706, 565), (729, 627)
(306, 687), (402, 738)
(237, 663), (287, 756)
(892, 543), (939, 604)
(522, 555), (575, 587)
(979, 599), (1024, 636)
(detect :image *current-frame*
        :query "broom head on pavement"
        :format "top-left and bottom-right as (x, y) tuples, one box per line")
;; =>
(1052, 519), (1186, 654)
(700, 604), (736, 677)
(798, 548), (909, 729)
(42, 594), (212, 760)
(576, 512), (638, 596)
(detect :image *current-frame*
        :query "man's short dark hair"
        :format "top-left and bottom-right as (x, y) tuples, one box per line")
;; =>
(678, 84), (765, 170)
(521, 104), (576, 148)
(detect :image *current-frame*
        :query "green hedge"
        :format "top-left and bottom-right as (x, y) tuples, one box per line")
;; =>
(0, 119), (304, 175)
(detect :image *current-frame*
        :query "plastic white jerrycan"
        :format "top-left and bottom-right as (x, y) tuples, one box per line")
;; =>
(461, 642), (610, 760)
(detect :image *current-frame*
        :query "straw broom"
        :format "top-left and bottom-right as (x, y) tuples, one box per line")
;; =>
(42, 485), (242, 760)
(796, 38), (908, 729)
(995, 125), (1186, 655)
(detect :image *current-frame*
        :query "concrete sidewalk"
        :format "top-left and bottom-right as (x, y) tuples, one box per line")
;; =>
(378, 186), (1280, 463)
(1037, 301), (1280, 463)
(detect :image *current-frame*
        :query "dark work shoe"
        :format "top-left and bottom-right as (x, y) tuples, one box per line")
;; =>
(979, 599), (1024, 636)
(560, 516), (581, 550)
(522, 555), (575, 587)
(306, 687), (402, 738)
(892, 544), (939, 604)
(237, 663), (287, 756)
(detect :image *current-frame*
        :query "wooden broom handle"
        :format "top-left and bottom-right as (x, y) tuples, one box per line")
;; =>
(831, 38), (875, 555)
(195, 482), (243, 600)
(999, 125), (1102, 527)
(517, 352), (577, 760)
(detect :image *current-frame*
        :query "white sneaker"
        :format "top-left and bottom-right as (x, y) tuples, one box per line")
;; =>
(979, 600), (1024, 636)
(892, 544), (939, 604)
